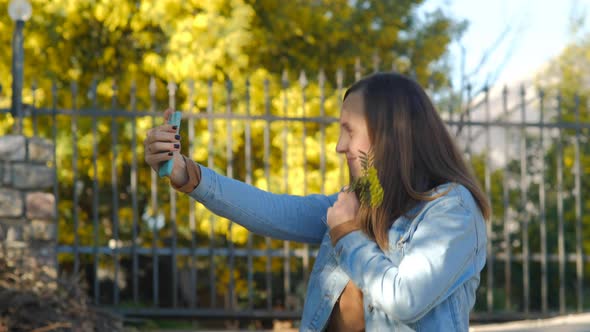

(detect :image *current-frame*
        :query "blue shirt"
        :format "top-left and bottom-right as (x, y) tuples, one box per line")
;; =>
(188, 165), (487, 331)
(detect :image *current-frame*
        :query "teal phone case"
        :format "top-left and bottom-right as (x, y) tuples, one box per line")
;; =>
(158, 111), (182, 177)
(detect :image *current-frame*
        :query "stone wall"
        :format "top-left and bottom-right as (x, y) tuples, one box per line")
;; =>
(0, 135), (56, 270)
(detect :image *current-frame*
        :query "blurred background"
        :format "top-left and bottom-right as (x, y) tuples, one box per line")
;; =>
(0, 0), (589, 330)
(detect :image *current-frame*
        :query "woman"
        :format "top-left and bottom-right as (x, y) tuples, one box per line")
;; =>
(144, 72), (490, 331)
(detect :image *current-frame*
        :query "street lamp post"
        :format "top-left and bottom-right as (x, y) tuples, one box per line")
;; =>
(8, 0), (32, 134)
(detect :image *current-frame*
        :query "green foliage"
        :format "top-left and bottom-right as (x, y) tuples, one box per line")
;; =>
(0, 0), (458, 246)
(0, 0), (459, 309)
(246, 0), (458, 88)
(347, 149), (384, 208)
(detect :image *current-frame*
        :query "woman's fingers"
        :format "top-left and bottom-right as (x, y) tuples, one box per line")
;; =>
(144, 108), (182, 173)
(145, 150), (174, 166)
(145, 129), (180, 145)
(147, 142), (181, 154)
(158, 124), (178, 133)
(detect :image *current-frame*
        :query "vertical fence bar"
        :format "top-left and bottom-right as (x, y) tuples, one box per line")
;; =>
(51, 81), (59, 274)
(244, 78), (254, 310)
(465, 84), (472, 161)
(336, 69), (345, 188)
(502, 85), (511, 310)
(167, 81), (178, 307)
(71, 81), (80, 275)
(319, 70), (326, 195)
(372, 52), (380, 73)
(556, 94), (565, 314)
(574, 94), (584, 312)
(263, 78), (273, 311)
(355, 57), (362, 82)
(32, 81), (38, 136)
(281, 70), (291, 309)
(149, 77), (160, 307)
(130, 81), (139, 304)
(457, 100), (464, 140)
(519, 85), (529, 314)
(225, 79), (236, 310)
(111, 81), (120, 305)
(448, 104), (453, 126)
(538, 90), (548, 313)
(484, 86), (494, 312)
(207, 79), (216, 308)
(89, 80), (100, 305)
(187, 80), (197, 309)
(12, 20), (23, 135)
(299, 71), (310, 286)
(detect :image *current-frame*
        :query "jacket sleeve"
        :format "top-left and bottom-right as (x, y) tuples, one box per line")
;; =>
(187, 164), (337, 244)
(333, 194), (484, 323)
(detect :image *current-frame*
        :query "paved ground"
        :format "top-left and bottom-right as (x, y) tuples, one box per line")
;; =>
(144, 313), (590, 331)
(470, 313), (590, 332)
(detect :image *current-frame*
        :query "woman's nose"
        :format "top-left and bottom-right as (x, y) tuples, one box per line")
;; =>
(335, 138), (346, 153)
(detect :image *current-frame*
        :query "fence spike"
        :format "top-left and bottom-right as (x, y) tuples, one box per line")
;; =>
(226, 79), (233, 92)
(372, 51), (380, 73)
(281, 69), (289, 88)
(131, 80), (137, 95)
(167, 80), (176, 109)
(318, 69), (326, 88)
(336, 68), (344, 88)
(167, 81), (177, 94)
(355, 57), (362, 81)
(51, 81), (57, 102)
(88, 79), (97, 102)
(149, 77), (157, 97)
(299, 70), (308, 88)
(71, 81), (78, 97)
(130, 80), (137, 107)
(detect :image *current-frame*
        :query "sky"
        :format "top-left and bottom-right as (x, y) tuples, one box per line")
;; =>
(416, 0), (590, 167)
(420, 0), (589, 89)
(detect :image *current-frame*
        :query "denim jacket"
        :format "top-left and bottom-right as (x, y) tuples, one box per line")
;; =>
(188, 165), (487, 331)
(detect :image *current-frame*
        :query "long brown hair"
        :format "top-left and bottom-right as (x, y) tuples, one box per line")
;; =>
(344, 72), (490, 250)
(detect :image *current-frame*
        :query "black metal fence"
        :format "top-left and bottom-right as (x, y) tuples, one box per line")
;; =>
(0, 67), (589, 323)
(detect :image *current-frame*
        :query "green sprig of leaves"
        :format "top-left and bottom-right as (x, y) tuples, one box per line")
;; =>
(347, 149), (384, 208)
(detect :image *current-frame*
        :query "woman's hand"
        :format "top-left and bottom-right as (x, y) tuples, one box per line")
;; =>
(326, 189), (360, 229)
(144, 108), (188, 187)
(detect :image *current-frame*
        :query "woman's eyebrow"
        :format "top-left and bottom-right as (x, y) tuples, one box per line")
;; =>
(340, 122), (352, 131)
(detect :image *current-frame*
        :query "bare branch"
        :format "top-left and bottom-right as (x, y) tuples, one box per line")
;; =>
(466, 24), (514, 79)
